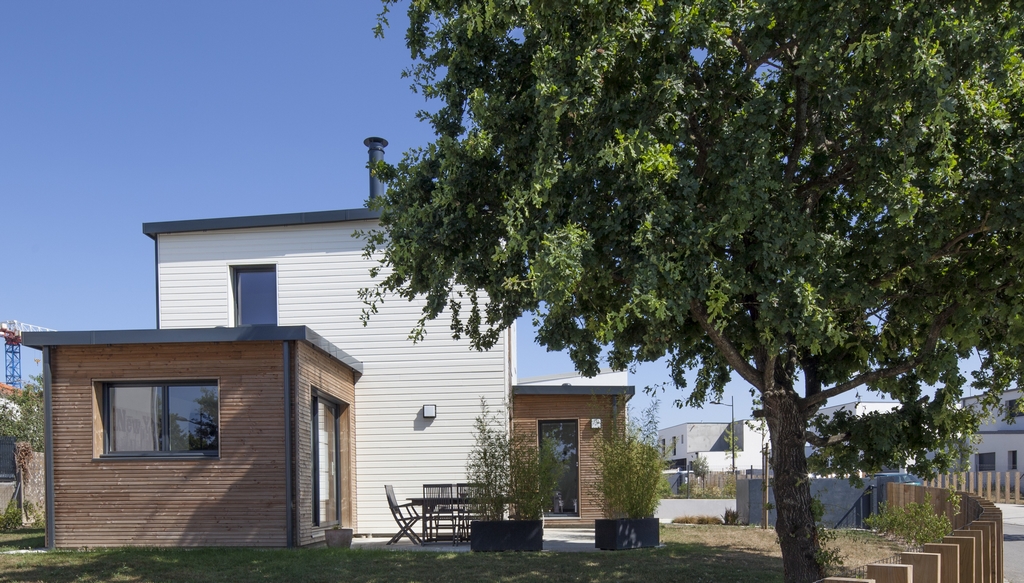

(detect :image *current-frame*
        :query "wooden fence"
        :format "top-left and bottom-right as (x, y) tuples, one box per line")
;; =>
(923, 471), (1022, 504)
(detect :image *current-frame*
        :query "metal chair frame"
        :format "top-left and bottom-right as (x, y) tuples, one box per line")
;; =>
(385, 485), (423, 545)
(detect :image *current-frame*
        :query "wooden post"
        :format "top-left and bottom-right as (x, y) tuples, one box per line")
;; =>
(866, 564), (912, 583)
(924, 543), (961, 583)
(943, 535), (976, 583)
(900, 552), (940, 583)
(958, 529), (985, 583)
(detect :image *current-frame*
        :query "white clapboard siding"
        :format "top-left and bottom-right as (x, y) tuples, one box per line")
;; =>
(156, 221), (510, 534)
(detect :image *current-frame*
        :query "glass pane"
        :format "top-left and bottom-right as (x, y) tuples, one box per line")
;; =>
(318, 401), (338, 524)
(167, 385), (218, 451)
(236, 269), (277, 325)
(109, 386), (162, 452)
(540, 421), (579, 516)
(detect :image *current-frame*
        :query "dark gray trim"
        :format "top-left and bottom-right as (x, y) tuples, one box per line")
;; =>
(23, 326), (362, 378)
(284, 341), (293, 548)
(154, 238), (160, 329)
(977, 430), (1024, 434)
(512, 385), (635, 396)
(43, 347), (54, 550)
(142, 208), (380, 239)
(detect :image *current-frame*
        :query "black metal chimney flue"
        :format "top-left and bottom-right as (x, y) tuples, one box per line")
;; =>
(364, 137), (388, 200)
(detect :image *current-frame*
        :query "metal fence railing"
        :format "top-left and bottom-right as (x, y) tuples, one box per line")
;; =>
(0, 436), (15, 481)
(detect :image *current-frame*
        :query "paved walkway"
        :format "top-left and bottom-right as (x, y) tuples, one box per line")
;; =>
(997, 504), (1024, 583)
(351, 528), (598, 553)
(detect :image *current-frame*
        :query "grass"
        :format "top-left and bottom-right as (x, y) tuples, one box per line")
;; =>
(0, 528), (44, 551)
(0, 525), (899, 583)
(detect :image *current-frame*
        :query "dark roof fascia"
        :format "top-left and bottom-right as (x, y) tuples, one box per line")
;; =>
(512, 385), (635, 397)
(142, 208), (381, 239)
(23, 326), (363, 378)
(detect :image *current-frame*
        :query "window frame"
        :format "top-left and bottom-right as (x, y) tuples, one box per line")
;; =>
(232, 265), (278, 326)
(1010, 450), (1018, 471)
(101, 380), (220, 459)
(311, 390), (342, 527)
(977, 452), (996, 472)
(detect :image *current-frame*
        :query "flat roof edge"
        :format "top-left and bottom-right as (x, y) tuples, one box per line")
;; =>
(23, 326), (363, 376)
(512, 385), (635, 396)
(142, 208), (380, 239)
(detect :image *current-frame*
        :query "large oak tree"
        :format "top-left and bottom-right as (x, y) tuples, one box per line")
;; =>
(364, 1), (1024, 580)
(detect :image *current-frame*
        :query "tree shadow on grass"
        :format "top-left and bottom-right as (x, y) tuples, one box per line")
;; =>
(0, 543), (783, 583)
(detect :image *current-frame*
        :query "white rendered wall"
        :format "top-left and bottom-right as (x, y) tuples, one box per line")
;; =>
(156, 221), (510, 534)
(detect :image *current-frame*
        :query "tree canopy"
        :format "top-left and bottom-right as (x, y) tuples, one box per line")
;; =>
(367, 1), (1024, 580)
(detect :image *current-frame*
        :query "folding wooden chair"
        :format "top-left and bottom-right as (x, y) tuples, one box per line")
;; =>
(385, 485), (422, 545)
(423, 483), (457, 542)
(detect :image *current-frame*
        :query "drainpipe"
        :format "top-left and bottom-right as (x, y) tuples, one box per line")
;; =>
(364, 137), (388, 201)
(43, 346), (54, 550)
(283, 341), (293, 548)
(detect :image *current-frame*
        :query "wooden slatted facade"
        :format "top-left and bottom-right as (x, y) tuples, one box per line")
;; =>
(511, 392), (628, 523)
(40, 331), (358, 548)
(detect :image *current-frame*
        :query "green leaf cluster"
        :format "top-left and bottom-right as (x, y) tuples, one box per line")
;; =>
(0, 376), (43, 452)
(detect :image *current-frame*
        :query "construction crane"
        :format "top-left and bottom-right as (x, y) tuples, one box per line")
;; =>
(2, 321), (54, 388)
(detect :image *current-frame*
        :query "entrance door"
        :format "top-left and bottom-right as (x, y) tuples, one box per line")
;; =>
(313, 396), (340, 526)
(539, 420), (579, 517)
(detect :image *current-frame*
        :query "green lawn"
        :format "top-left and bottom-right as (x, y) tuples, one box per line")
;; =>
(0, 528), (44, 552)
(0, 533), (783, 583)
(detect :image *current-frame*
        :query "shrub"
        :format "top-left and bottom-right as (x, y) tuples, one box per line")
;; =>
(865, 494), (952, 546)
(594, 399), (666, 519)
(672, 515), (723, 525)
(723, 508), (739, 525)
(0, 500), (22, 531)
(466, 399), (561, 521)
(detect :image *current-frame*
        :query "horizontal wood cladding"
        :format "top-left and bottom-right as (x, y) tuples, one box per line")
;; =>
(294, 340), (357, 546)
(511, 394), (626, 522)
(49, 341), (288, 548)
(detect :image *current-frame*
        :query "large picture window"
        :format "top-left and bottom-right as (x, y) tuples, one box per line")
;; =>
(233, 266), (277, 326)
(105, 382), (218, 457)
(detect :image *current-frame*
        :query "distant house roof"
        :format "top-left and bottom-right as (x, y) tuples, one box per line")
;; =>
(22, 325), (363, 379)
(142, 207), (380, 239)
(512, 384), (634, 397)
(0, 383), (20, 397)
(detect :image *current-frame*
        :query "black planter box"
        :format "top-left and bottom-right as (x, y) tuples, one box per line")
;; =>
(594, 517), (660, 550)
(470, 520), (543, 552)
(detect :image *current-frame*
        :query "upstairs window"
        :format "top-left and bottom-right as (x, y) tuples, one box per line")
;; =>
(233, 266), (277, 326)
(105, 382), (218, 457)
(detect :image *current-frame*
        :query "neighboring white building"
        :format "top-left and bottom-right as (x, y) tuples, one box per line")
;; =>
(658, 419), (768, 473)
(963, 389), (1022, 473)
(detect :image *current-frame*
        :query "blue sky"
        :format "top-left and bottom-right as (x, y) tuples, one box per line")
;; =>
(2, 1), (779, 428)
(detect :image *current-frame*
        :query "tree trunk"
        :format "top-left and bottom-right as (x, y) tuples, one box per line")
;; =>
(764, 389), (823, 583)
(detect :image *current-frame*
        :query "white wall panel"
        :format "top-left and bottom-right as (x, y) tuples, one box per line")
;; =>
(156, 221), (509, 534)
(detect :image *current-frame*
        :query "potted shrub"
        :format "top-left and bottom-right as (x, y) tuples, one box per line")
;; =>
(324, 525), (354, 549)
(468, 401), (560, 552)
(593, 400), (666, 550)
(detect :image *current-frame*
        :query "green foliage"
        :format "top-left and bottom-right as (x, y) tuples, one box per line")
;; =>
(865, 495), (953, 546)
(594, 400), (666, 519)
(466, 400), (561, 521)
(370, 0), (1024, 578)
(0, 500), (21, 532)
(690, 455), (710, 483)
(0, 375), (44, 451)
(723, 509), (739, 526)
(509, 433), (562, 520)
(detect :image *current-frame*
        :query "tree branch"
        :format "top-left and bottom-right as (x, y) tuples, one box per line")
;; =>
(784, 75), (808, 185)
(690, 301), (764, 391)
(804, 431), (849, 448)
(800, 302), (958, 409)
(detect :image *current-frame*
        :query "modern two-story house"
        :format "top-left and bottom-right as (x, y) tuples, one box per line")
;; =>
(24, 140), (632, 548)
